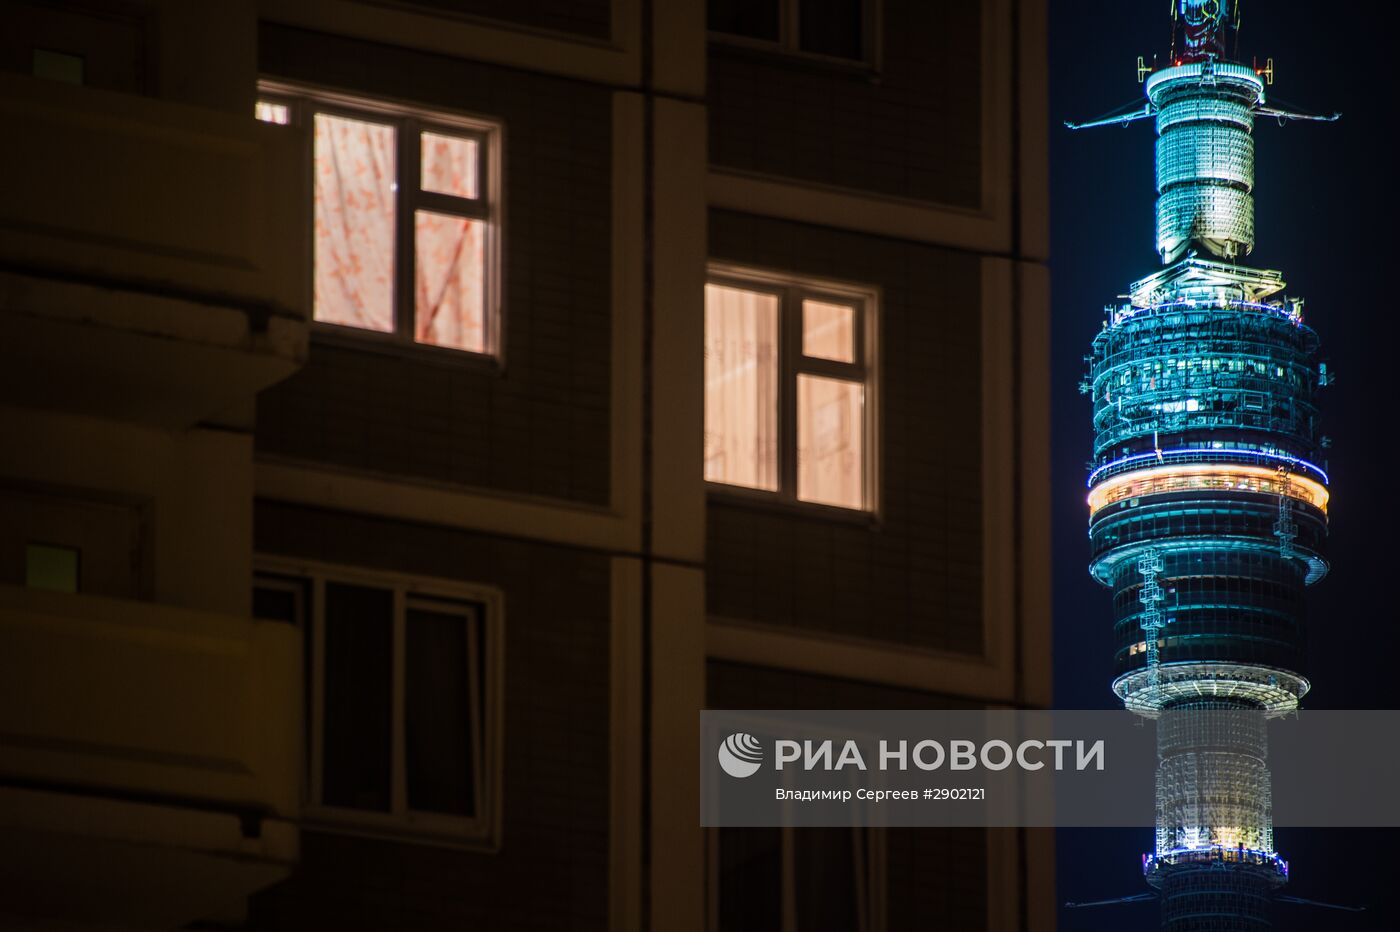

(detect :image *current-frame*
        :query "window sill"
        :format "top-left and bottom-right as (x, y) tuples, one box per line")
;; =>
(302, 811), (500, 853)
(705, 484), (881, 528)
(310, 323), (503, 373)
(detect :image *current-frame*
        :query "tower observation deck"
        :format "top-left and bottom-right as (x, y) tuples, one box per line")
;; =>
(1069, 2), (1337, 929)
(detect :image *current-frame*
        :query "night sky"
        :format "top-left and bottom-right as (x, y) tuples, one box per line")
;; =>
(1049, 2), (1400, 928)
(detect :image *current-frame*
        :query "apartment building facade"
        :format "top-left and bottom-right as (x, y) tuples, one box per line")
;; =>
(0, 1), (1052, 929)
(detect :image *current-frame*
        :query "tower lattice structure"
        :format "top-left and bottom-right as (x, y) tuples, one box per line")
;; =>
(1070, 2), (1336, 929)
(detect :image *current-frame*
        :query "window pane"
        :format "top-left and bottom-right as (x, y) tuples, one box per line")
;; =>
(421, 131), (479, 199)
(799, 0), (864, 60)
(708, 0), (780, 41)
(255, 100), (289, 125)
(718, 827), (783, 932)
(252, 582), (302, 624)
(404, 606), (478, 817)
(793, 828), (862, 931)
(322, 582), (393, 812)
(33, 49), (84, 85)
(26, 543), (79, 593)
(705, 283), (780, 491)
(314, 113), (396, 333)
(798, 374), (864, 509)
(802, 299), (856, 362)
(416, 210), (486, 352)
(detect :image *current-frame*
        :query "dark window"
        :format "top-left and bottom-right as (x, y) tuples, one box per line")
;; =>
(708, 0), (781, 41)
(799, 0), (864, 60)
(718, 827), (783, 931)
(717, 826), (877, 928)
(253, 567), (498, 841)
(794, 827), (861, 930)
(25, 542), (79, 593)
(322, 582), (393, 812)
(252, 576), (307, 624)
(405, 604), (480, 817)
(32, 48), (83, 84)
(708, 0), (870, 62)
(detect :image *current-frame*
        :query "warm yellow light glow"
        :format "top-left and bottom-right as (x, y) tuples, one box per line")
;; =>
(1088, 463), (1328, 516)
(255, 100), (290, 125)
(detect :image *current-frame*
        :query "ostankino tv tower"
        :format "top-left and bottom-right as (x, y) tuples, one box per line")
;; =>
(1069, 2), (1337, 929)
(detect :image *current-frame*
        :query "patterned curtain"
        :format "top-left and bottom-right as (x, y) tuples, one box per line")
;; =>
(315, 115), (486, 352)
(313, 113), (396, 332)
(415, 211), (485, 353)
(417, 132), (485, 352)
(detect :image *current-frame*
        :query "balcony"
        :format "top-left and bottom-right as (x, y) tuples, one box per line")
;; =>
(0, 73), (308, 428)
(0, 584), (301, 928)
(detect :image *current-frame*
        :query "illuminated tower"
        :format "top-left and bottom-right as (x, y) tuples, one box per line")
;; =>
(1069, 2), (1336, 929)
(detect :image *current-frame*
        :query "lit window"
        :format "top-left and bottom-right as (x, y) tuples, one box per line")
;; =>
(256, 87), (499, 356)
(708, 0), (873, 63)
(704, 283), (780, 492)
(801, 299), (856, 362)
(705, 268), (875, 511)
(254, 100), (289, 125)
(253, 567), (501, 845)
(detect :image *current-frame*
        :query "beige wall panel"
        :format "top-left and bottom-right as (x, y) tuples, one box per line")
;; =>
(650, 562), (705, 932)
(651, 98), (708, 563)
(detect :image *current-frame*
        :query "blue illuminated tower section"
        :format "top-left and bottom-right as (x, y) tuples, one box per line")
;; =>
(1071, 2), (1335, 929)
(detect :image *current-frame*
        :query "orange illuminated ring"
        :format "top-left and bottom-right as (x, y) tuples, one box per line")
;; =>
(1088, 463), (1329, 517)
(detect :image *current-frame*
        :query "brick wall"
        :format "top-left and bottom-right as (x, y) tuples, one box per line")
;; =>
(249, 501), (610, 931)
(255, 25), (612, 505)
(706, 210), (984, 654)
(707, 0), (983, 207)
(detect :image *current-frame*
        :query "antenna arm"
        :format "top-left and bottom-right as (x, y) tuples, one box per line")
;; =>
(1064, 893), (1158, 908)
(1255, 107), (1342, 123)
(1065, 105), (1154, 131)
(1276, 895), (1366, 912)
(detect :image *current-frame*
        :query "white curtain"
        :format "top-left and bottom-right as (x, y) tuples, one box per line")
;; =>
(798, 374), (863, 509)
(705, 284), (779, 490)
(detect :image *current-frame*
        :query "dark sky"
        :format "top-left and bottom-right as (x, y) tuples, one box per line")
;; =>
(1049, 2), (1400, 928)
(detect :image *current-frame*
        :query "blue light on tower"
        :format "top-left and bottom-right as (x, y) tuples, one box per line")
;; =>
(1068, 1), (1338, 929)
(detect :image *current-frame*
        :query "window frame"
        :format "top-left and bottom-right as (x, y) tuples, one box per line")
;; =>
(706, 0), (883, 70)
(256, 81), (505, 362)
(253, 557), (505, 850)
(705, 262), (880, 517)
(705, 824), (888, 932)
